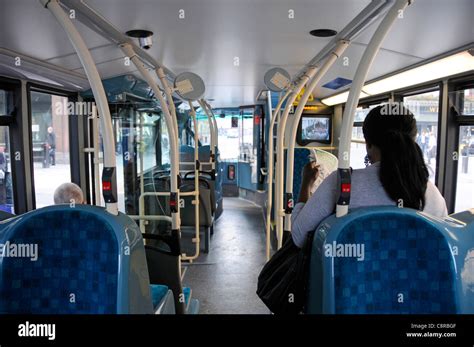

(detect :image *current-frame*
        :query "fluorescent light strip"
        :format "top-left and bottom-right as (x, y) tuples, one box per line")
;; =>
(321, 91), (370, 106)
(321, 50), (474, 106)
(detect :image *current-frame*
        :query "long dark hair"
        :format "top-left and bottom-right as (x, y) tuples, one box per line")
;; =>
(362, 103), (429, 210)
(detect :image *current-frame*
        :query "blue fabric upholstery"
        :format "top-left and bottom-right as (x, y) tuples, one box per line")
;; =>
(183, 287), (191, 307)
(150, 284), (169, 309)
(333, 214), (456, 313)
(306, 207), (472, 314)
(0, 205), (153, 314)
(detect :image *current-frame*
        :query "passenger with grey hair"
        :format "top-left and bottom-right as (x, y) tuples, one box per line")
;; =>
(53, 182), (84, 204)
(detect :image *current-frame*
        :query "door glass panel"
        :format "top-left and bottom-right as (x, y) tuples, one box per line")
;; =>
(215, 114), (239, 161)
(455, 125), (474, 212)
(0, 126), (14, 213)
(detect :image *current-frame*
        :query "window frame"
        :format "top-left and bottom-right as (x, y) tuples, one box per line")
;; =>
(444, 75), (474, 213)
(398, 85), (442, 185)
(26, 82), (79, 209)
(0, 76), (24, 213)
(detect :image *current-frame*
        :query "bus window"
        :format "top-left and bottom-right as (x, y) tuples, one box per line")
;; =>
(462, 88), (474, 115)
(192, 113), (211, 146)
(403, 90), (440, 183)
(455, 126), (474, 212)
(350, 104), (385, 169)
(160, 116), (170, 168)
(30, 91), (71, 208)
(0, 90), (12, 116)
(350, 126), (366, 169)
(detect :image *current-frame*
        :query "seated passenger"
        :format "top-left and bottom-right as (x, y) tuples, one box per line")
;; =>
(53, 182), (84, 205)
(292, 103), (448, 248)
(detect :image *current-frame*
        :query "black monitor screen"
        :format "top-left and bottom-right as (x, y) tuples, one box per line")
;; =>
(298, 115), (331, 145)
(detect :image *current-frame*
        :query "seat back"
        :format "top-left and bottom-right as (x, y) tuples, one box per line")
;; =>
(306, 207), (473, 314)
(180, 179), (213, 228)
(0, 205), (153, 314)
(145, 245), (186, 314)
(0, 209), (14, 221)
(184, 172), (216, 215)
(179, 145), (213, 172)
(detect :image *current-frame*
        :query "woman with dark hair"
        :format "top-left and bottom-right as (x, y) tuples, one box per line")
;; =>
(291, 103), (447, 248)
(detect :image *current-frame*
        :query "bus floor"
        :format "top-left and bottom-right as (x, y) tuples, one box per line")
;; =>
(182, 197), (270, 314)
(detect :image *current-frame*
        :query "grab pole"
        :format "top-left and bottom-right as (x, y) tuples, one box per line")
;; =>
(275, 68), (318, 248)
(120, 43), (181, 231)
(41, 0), (118, 215)
(284, 40), (349, 233)
(265, 88), (292, 259)
(336, 0), (411, 217)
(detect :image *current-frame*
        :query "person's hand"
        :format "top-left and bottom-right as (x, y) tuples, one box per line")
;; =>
(302, 161), (320, 187)
(298, 161), (320, 203)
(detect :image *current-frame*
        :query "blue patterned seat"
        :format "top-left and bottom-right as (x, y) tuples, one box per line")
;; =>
(306, 207), (474, 314)
(0, 205), (153, 314)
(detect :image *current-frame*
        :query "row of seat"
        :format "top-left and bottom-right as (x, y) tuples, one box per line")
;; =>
(0, 205), (177, 313)
(140, 145), (222, 255)
(305, 206), (474, 313)
(130, 146), (224, 312)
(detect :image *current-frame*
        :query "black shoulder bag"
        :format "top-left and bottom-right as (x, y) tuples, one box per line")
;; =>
(256, 231), (314, 314)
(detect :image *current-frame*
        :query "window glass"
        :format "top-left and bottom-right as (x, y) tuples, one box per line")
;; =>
(195, 114), (211, 146)
(138, 112), (159, 173)
(463, 88), (474, 115)
(350, 127), (367, 169)
(0, 89), (15, 116)
(215, 114), (240, 161)
(31, 91), (71, 208)
(0, 90), (9, 115)
(404, 90), (439, 183)
(241, 111), (254, 161)
(350, 104), (385, 169)
(160, 117), (170, 168)
(0, 126), (14, 213)
(455, 125), (474, 212)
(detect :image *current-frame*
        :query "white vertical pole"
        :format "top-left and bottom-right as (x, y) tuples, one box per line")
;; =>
(41, 0), (118, 214)
(120, 43), (181, 230)
(182, 102), (201, 261)
(265, 88), (292, 259)
(275, 67), (318, 248)
(198, 99), (216, 171)
(284, 40), (349, 232)
(139, 112), (145, 233)
(336, 0), (410, 217)
(156, 67), (180, 168)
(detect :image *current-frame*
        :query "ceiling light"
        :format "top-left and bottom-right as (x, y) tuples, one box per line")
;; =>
(321, 50), (474, 106)
(363, 51), (474, 95)
(321, 91), (369, 106)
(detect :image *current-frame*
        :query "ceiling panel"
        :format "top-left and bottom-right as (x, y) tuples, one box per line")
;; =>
(0, 0), (472, 107)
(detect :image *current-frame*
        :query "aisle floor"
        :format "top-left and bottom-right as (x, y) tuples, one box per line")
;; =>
(182, 198), (270, 314)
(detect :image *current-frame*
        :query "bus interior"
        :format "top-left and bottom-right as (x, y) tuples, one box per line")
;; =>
(0, 0), (473, 325)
